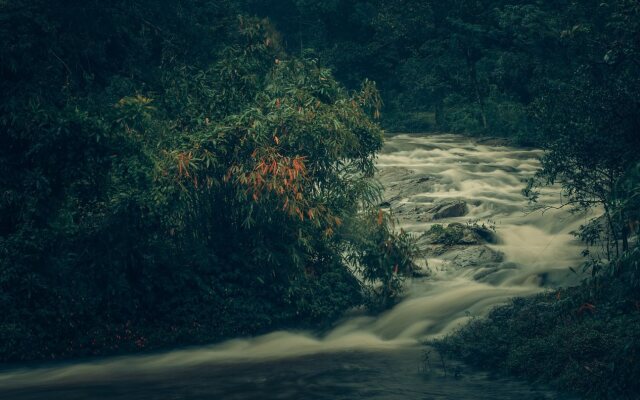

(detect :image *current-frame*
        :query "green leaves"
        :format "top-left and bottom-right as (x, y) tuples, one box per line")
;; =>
(0, 2), (412, 362)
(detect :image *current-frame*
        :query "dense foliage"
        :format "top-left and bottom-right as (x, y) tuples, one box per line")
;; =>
(0, 0), (417, 362)
(249, 0), (640, 276)
(249, 1), (639, 145)
(1, 6), (639, 396)
(525, 0), (640, 274)
(407, 3), (640, 399)
(434, 268), (640, 399)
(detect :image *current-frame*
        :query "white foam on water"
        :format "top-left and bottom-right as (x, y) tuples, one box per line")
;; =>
(0, 134), (592, 389)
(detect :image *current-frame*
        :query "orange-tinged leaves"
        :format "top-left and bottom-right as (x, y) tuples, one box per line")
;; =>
(225, 152), (313, 222)
(176, 152), (193, 178)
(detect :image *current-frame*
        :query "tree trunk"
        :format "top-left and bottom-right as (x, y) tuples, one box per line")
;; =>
(466, 49), (488, 130)
(622, 222), (629, 253)
(435, 96), (445, 130)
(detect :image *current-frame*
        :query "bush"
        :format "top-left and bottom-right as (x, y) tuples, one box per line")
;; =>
(382, 111), (436, 133)
(432, 267), (640, 399)
(0, 1), (417, 363)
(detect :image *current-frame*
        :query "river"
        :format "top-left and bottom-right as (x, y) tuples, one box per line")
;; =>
(0, 134), (591, 399)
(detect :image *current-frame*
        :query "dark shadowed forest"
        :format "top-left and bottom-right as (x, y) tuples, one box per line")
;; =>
(1, 1), (639, 399)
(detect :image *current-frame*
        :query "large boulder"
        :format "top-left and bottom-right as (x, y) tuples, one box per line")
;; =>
(377, 166), (437, 203)
(443, 245), (504, 269)
(430, 200), (468, 219)
(421, 223), (499, 246)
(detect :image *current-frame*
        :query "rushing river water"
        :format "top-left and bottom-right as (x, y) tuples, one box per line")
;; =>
(0, 134), (591, 399)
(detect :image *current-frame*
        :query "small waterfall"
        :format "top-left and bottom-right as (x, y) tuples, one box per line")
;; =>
(0, 134), (590, 396)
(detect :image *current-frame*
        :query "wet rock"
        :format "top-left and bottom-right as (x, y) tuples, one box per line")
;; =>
(421, 222), (498, 247)
(377, 166), (414, 184)
(420, 244), (449, 257)
(431, 200), (468, 219)
(471, 226), (499, 244)
(378, 166), (436, 201)
(444, 245), (504, 269)
(459, 229), (481, 245)
(411, 264), (431, 278)
(393, 203), (434, 220)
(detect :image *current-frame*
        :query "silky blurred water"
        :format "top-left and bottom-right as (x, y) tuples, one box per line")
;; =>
(0, 134), (588, 399)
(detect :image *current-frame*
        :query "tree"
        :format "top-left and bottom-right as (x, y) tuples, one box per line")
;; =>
(0, 0), (417, 362)
(526, 0), (640, 265)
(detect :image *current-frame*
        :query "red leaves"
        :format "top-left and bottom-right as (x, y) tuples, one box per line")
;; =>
(176, 152), (193, 178)
(176, 151), (202, 188)
(226, 151), (312, 220)
(377, 209), (384, 226)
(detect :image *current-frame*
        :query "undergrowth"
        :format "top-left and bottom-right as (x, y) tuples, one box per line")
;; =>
(431, 269), (640, 399)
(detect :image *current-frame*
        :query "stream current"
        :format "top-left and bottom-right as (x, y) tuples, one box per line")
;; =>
(0, 134), (591, 399)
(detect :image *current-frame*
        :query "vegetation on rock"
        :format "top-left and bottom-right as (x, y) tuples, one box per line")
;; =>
(433, 266), (640, 399)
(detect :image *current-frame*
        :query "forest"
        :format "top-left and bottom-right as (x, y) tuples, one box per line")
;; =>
(1, 1), (639, 399)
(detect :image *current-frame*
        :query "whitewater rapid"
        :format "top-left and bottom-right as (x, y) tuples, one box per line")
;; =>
(0, 134), (592, 396)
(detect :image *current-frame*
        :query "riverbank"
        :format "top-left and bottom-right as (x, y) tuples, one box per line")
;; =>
(397, 133), (640, 399)
(432, 264), (640, 400)
(0, 134), (588, 399)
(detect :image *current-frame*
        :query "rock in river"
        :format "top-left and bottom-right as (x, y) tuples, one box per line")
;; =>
(444, 245), (504, 269)
(430, 200), (468, 219)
